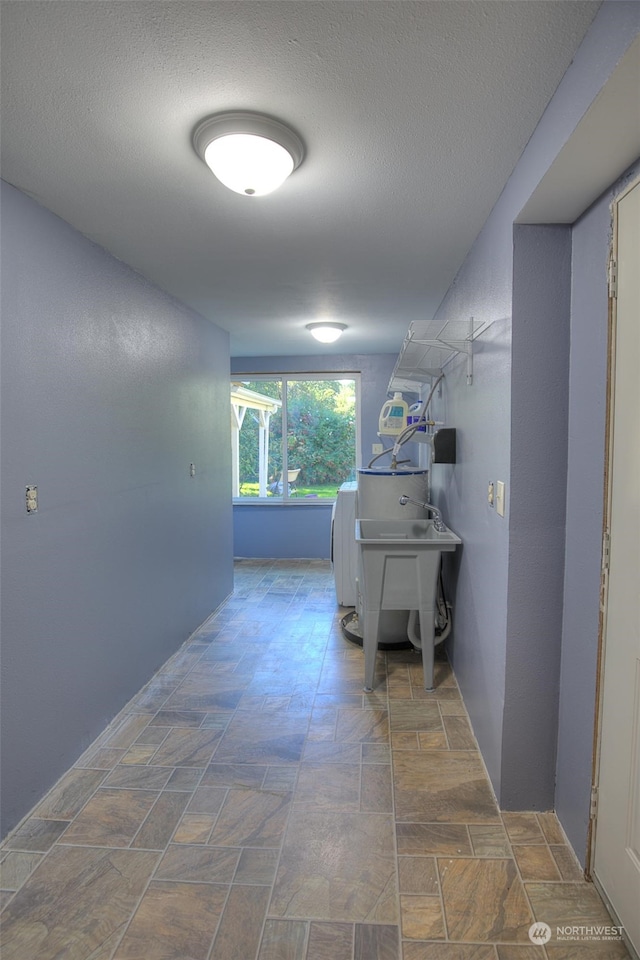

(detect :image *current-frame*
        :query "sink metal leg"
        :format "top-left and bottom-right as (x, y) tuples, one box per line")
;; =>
(363, 608), (380, 693)
(419, 603), (436, 692)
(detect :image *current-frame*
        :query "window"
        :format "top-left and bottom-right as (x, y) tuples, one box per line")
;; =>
(231, 375), (360, 501)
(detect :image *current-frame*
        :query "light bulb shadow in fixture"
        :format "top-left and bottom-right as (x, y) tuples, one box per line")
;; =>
(193, 111), (305, 196)
(306, 322), (348, 344)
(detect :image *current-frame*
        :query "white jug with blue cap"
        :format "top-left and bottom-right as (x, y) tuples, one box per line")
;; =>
(378, 392), (408, 435)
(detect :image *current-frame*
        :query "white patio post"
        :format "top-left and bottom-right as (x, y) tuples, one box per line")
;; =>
(258, 410), (271, 497)
(231, 403), (246, 497)
(230, 385), (281, 498)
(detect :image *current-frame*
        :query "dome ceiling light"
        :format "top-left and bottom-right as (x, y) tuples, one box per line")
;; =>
(192, 111), (305, 196)
(306, 322), (347, 344)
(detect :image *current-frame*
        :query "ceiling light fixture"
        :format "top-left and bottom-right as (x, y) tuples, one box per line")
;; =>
(306, 322), (347, 344)
(193, 111), (305, 196)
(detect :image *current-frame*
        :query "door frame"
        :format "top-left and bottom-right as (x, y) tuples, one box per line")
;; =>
(587, 174), (640, 879)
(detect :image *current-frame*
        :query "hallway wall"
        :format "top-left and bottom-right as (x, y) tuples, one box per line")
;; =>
(502, 225), (571, 810)
(428, 2), (639, 827)
(0, 182), (233, 836)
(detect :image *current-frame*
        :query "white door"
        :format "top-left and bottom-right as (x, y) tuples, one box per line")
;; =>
(593, 177), (640, 955)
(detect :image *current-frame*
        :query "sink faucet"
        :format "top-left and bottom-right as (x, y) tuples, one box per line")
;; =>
(399, 495), (447, 532)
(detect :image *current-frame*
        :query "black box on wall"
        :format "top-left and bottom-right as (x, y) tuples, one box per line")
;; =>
(432, 428), (456, 464)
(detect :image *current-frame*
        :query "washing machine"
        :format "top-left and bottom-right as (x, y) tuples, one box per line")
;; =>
(330, 481), (358, 606)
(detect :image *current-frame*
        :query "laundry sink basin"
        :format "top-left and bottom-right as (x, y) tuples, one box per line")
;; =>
(355, 516), (462, 694)
(356, 518), (461, 550)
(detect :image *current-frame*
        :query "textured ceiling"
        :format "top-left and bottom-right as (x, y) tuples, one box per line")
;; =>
(1, 1), (600, 357)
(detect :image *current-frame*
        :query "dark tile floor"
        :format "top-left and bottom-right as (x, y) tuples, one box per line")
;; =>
(0, 560), (630, 959)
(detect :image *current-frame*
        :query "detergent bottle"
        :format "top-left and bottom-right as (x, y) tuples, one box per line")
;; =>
(407, 402), (427, 432)
(378, 392), (409, 435)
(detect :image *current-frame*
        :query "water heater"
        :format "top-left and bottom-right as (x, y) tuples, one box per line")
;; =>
(357, 467), (429, 520)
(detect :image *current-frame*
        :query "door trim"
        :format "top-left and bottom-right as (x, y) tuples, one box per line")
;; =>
(587, 174), (640, 877)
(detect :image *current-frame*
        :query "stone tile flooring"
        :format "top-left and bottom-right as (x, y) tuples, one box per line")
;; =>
(0, 560), (630, 959)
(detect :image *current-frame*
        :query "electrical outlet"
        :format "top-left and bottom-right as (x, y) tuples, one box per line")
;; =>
(487, 481), (494, 507)
(26, 485), (38, 513)
(190, 463), (196, 477)
(496, 480), (505, 517)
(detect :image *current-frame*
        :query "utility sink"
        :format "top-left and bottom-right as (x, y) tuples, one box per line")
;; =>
(356, 518), (461, 550)
(355, 517), (462, 693)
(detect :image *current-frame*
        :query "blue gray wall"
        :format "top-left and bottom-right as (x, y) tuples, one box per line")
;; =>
(502, 225), (571, 809)
(428, 1), (639, 850)
(0, 182), (233, 836)
(234, 503), (335, 560)
(231, 353), (397, 558)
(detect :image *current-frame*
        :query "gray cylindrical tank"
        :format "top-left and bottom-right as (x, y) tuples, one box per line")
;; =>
(357, 467), (428, 520)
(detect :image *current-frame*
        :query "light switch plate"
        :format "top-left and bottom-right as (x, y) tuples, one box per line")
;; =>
(496, 480), (505, 517)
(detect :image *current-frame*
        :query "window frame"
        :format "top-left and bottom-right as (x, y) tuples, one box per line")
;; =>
(231, 372), (361, 504)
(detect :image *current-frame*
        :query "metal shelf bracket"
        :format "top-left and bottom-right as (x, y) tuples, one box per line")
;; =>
(389, 316), (481, 391)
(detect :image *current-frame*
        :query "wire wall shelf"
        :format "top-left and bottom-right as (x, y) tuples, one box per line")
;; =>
(389, 317), (487, 391)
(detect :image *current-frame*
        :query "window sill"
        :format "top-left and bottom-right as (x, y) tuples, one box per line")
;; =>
(232, 498), (335, 506)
